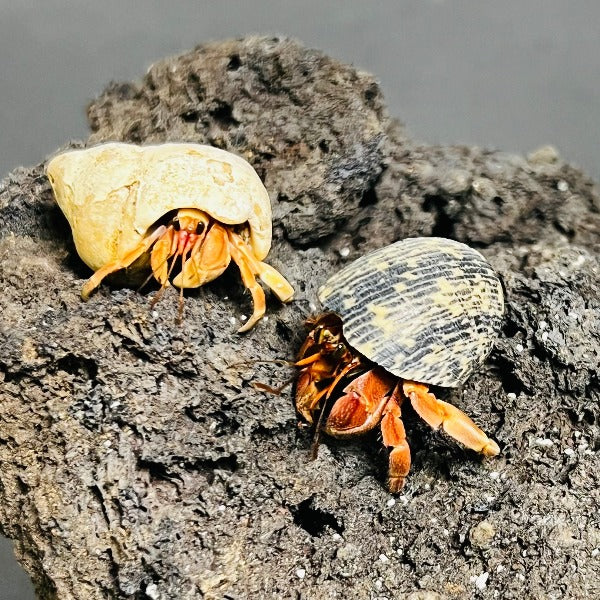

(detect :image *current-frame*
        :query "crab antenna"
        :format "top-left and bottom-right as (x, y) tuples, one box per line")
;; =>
(310, 405), (328, 460)
(252, 375), (296, 396)
(176, 248), (188, 324)
(227, 358), (295, 369)
(149, 256), (176, 308)
(138, 254), (170, 293)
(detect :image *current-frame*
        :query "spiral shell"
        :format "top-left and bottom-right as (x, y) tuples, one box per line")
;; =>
(318, 237), (504, 387)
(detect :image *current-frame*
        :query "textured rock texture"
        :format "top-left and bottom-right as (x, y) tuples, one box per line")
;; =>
(1, 36), (599, 599)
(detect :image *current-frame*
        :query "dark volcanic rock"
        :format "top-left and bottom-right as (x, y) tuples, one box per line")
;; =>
(88, 36), (387, 245)
(1, 36), (599, 600)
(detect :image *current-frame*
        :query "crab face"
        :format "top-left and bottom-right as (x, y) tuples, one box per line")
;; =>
(46, 142), (294, 331)
(296, 238), (504, 491)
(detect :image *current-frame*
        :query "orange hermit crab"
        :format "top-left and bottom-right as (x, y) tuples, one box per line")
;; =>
(296, 237), (504, 491)
(46, 142), (294, 331)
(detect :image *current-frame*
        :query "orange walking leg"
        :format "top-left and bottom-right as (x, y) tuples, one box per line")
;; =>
(403, 381), (500, 456)
(381, 384), (411, 492)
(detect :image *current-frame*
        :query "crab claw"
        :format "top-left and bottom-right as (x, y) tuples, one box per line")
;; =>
(325, 368), (395, 436)
(172, 223), (231, 289)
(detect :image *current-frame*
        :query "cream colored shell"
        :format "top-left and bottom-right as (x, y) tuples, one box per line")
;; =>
(46, 142), (272, 271)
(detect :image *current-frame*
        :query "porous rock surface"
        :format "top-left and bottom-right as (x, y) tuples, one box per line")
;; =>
(1, 36), (599, 599)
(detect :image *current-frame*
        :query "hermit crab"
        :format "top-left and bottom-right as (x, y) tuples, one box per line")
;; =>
(296, 237), (504, 491)
(46, 142), (294, 331)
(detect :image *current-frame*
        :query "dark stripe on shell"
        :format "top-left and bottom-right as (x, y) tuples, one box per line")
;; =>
(318, 237), (504, 387)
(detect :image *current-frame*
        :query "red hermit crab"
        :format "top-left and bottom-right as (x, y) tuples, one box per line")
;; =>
(296, 237), (504, 491)
(46, 142), (294, 331)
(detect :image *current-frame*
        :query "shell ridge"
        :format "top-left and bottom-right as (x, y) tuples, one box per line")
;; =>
(319, 237), (504, 387)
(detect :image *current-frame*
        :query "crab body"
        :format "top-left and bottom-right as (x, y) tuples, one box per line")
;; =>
(296, 237), (504, 491)
(46, 143), (294, 330)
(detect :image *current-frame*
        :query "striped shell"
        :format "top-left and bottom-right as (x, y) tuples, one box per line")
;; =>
(318, 237), (504, 387)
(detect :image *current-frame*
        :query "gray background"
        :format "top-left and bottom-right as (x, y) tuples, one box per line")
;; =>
(0, 1), (598, 597)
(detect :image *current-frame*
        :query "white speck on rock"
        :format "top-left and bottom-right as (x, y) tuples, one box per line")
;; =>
(535, 437), (553, 447)
(471, 572), (489, 590)
(379, 554), (389, 563)
(386, 498), (396, 508)
(591, 548), (599, 558)
(145, 583), (160, 600)
(229, 316), (236, 325)
(557, 180), (569, 192)
(296, 568), (306, 579)
(564, 447), (575, 457)
(489, 471), (500, 480)
(515, 344), (524, 353)
(541, 331), (549, 341)
(339, 247), (350, 258)
(539, 320), (548, 329)
(507, 392), (517, 400)
(240, 314), (248, 322)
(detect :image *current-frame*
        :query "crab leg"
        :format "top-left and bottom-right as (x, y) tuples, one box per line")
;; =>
(228, 238), (267, 332)
(325, 368), (395, 436)
(325, 359), (362, 401)
(403, 381), (500, 456)
(308, 357), (362, 457)
(148, 234), (185, 309)
(381, 384), (411, 492)
(81, 224), (168, 300)
(295, 359), (335, 423)
(298, 357), (361, 424)
(295, 353), (324, 367)
(149, 225), (177, 286)
(228, 231), (294, 303)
